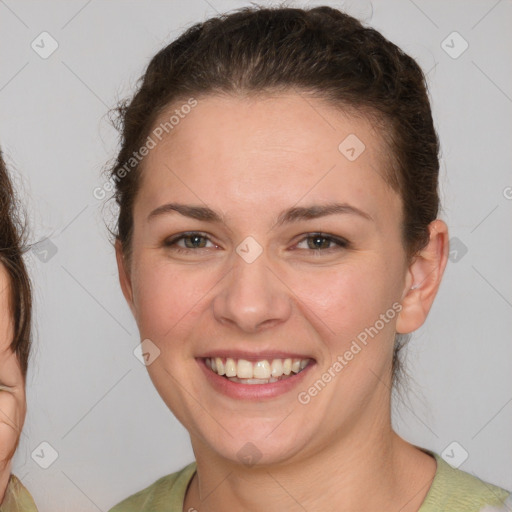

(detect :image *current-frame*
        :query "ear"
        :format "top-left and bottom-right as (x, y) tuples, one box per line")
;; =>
(396, 219), (449, 334)
(115, 239), (136, 316)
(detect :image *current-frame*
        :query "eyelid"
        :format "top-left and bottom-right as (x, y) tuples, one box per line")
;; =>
(165, 231), (211, 240)
(294, 232), (350, 250)
(163, 231), (219, 249)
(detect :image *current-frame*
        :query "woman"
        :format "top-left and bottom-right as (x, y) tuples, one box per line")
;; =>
(0, 148), (38, 510)
(107, 6), (510, 511)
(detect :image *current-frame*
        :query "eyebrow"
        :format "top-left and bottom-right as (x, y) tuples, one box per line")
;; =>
(147, 201), (373, 226)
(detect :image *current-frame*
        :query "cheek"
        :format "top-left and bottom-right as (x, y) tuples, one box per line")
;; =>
(130, 247), (403, 360)
(290, 260), (395, 339)
(131, 257), (215, 342)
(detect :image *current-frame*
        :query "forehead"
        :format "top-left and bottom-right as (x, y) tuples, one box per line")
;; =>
(136, 93), (399, 222)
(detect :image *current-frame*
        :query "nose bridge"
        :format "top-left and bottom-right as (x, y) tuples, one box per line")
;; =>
(213, 236), (291, 332)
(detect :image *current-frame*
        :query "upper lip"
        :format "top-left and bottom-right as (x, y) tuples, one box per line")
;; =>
(197, 350), (314, 362)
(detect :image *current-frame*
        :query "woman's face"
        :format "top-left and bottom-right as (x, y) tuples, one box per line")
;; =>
(0, 265), (26, 484)
(118, 93), (420, 465)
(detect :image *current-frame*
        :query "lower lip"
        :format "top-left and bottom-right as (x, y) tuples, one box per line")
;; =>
(197, 358), (315, 401)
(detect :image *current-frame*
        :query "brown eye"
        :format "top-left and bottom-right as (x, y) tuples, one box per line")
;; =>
(295, 233), (349, 252)
(163, 232), (216, 252)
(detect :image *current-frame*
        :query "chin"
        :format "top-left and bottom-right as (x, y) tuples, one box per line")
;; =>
(196, 421), (312, 469)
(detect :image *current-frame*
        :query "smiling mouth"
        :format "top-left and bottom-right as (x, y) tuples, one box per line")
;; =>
(204, 356), (313, 384)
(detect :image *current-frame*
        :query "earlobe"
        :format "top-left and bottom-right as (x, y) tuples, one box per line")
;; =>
(115, 239), (135, 316)
(396, 219), (449, 334)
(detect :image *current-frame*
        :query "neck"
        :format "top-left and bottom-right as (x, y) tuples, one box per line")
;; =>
(184, 408), (436, 512)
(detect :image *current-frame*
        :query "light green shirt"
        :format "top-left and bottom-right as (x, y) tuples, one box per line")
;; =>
(0, 475), (38, 512)
(108, 448), (511, 512)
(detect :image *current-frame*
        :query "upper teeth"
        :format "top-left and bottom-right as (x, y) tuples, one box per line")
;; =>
(205, 357), (310, 379)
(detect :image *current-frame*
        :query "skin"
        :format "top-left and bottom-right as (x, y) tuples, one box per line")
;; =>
(0, 265), (26, 503)
(116, 92), (449, 511)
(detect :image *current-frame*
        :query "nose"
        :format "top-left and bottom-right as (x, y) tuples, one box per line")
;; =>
(212, 246), (292, 333)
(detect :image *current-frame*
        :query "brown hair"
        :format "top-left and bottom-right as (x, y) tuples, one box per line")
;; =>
(107, 5), (440, 393)
(0, 148), (32, 379)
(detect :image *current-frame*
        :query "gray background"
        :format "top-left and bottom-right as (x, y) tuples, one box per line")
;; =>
(0, 0), (511, 510)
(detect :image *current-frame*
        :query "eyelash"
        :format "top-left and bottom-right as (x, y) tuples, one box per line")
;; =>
(163, 231), (349, 254)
